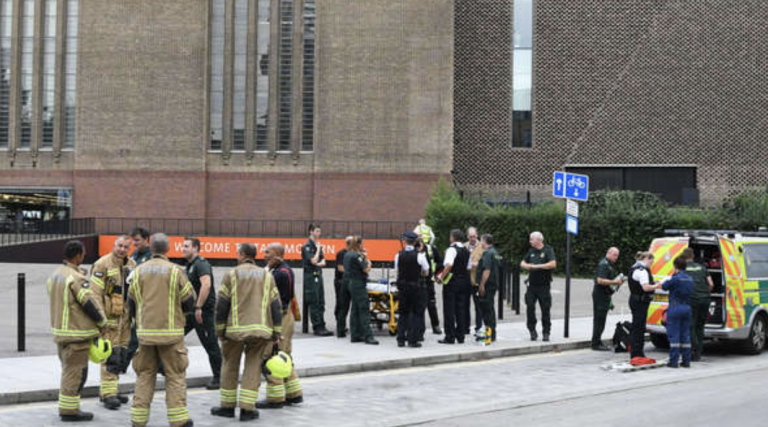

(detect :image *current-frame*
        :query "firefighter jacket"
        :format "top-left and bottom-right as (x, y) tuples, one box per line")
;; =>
(47, 262), (108, 344)
(216, 260), (283, 341)
(90, 252), (136, 346)
(127, 255), (196, 346)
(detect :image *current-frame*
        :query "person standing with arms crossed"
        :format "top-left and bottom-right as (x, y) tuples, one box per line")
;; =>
(181, 237), (222, 390)
(302, 224), (333, 336)
(520, 232), (557, 342)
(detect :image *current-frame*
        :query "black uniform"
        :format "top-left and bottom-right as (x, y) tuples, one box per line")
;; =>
(476, 247), (501, 341)
(184, 255), (222, 381)
(628, 262), (655, 358)
(335, 249), (351, 336)
(593, 257), (617, 348)
(687, 261), (711, 359)
(443, 243), (471, 343)
(420, 244), (442, 337)
(396, 248), (426, 346)
(524, 245), (556, 337)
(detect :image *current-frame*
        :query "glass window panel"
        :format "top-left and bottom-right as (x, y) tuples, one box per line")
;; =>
(66, 17), (77, 36)
(233, 92), (245, 113)
(513, 0), (533, 48)
(513, 49), (532, 111)
(512, 1), (533, 148)
(209, 0), (225, 150)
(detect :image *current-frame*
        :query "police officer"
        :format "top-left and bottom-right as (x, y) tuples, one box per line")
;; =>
(627, 251), (661, 360)
(476, 234), (501, 343)
(413, 219), (435, 245)
(520, 231), (556, 342)
(302, 224), (333, 336)
(420, 238), (442, 336)
(395, 231), (430, 348)
(466, 227), (485, 339)
(90, 235), (135, 410)
(211, 243), (284, 421)
(48, 240), (108, 422)
(335, 236), (353, 338)
(260, 243), (304, 409)
(182, 237), (222, 390)
(127, 234), (196, 427)
(593, 247), (621, 350)
(438, 229), (472, 344)
(660, 256), (695, 368)
(683, 248), (714, 361)
(344, 236), (379, 345)
(126, 227), (152, 367)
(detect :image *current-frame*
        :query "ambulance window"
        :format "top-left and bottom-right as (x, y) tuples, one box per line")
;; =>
(743, 244), (768, 279)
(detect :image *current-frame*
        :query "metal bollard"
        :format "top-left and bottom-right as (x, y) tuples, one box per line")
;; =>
(512, 264), (521, 315)
(497, 262), (504, 320)
(18, 273), (25, 352)
(302, 296), (309, 334)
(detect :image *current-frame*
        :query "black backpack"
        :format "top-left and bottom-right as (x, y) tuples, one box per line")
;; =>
(612, 321), (632, 353)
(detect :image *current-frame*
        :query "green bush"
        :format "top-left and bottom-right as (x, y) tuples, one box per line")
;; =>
(424, 180), (768, 278)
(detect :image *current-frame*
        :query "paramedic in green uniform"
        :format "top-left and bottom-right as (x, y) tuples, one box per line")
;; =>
(302, 224), (333, 336)
(593, 247), (621, 351)
(476, 234), (501, 343)
(683, 248), (713, 361)
(343, 236), (378, 345)
(520, 231), (557, 342)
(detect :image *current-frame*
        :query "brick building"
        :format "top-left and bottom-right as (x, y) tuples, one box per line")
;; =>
(0, 0), (765, 228)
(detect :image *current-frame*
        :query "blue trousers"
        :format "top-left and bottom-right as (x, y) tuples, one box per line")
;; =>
(667, 304), (692, 366)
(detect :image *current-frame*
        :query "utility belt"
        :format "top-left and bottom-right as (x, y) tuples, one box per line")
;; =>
(312, 270), (322, 277)
(630, 293), (654, 304)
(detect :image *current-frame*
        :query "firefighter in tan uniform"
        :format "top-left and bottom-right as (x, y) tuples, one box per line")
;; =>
(211, 243), (283, 422)
(47, 240), (108, 422)
(259, 243), (303, 409)
(127, 234), (196, 427)
(89, 235), (136, 409)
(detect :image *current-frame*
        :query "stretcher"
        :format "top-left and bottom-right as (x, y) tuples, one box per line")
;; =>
(367, 281), (399, 335)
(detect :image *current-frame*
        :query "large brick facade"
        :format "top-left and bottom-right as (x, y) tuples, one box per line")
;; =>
(454, 0), (768, 205)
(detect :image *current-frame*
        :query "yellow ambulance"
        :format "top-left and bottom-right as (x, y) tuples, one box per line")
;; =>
(646, 230), (768, 354)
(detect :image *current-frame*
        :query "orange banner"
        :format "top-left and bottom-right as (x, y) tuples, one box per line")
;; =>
(99, 235), (403, 262)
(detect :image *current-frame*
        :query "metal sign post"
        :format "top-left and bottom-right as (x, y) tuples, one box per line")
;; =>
(554, 172), (588, 339)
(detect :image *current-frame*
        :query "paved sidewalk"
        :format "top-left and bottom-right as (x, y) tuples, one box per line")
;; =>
(0, 314), (629, 405)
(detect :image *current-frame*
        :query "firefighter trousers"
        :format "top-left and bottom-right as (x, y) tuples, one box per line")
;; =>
(219, 337), (271, 410)
(57, 340), (90, 416)
(266, 311), (303, 403)
(131, 341), (190, 427)
(99, 325), (120, 399)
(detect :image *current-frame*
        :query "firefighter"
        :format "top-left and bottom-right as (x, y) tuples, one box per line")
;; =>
(259, 243), (304, 409)
(48, 240), (108, 422)
(89, 235), (136, 410)
(395, 231), (430, 348)
(211, 243), (284, 421)
(127, 233), (196, 427)
(660, 256), (695, 368)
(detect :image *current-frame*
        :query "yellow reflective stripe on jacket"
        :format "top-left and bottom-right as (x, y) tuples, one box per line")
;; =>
(226, 324), (273, 334)
(230, 271), (240, 327)
(62, 275), (74, 330)
(52, 328), (99, 337)
(46, 278), (53, 295)
(76, 288), (92, 305)
(132, 271), (143, 328)
(107, 268), (120, 277)
(180, 282), (193, 299)
(169, 268), (178, 331)
(261, 273), (271, 330)
(90, 276), (105, 290)
(137, 328), (184, 336)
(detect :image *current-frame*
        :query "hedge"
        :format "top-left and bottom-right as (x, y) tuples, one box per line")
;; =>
(425, 180), (768, 278)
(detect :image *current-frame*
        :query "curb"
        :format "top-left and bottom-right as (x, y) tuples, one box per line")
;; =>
(0, 339), (594, 406)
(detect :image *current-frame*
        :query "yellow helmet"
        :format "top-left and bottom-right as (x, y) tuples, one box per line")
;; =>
(89, 337), (112, 364)
(264, 351), (293, 379)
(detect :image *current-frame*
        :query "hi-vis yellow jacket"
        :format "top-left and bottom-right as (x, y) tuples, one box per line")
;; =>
(128, 255), (197, 346)
(90, 252), (136, 346)
(216, 260), (282, 341)
(47, 262), (108, 344)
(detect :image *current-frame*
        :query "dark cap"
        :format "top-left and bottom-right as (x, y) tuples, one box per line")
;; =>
(403, 231), (419, 240)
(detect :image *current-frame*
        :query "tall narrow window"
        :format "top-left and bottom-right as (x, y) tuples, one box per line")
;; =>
(0, 0), (11, 148)
(63, 0), (78, 149)
(232, 0), (247, 151)
(41, 0), (56, 148)
(19, 0), (33, 149)
(254, 0), (269, 151)
(300, 0), (315, 152)
(512, 0), (532, 148)
(208, 0), (224, 151)
(276, 0), (292, 152)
